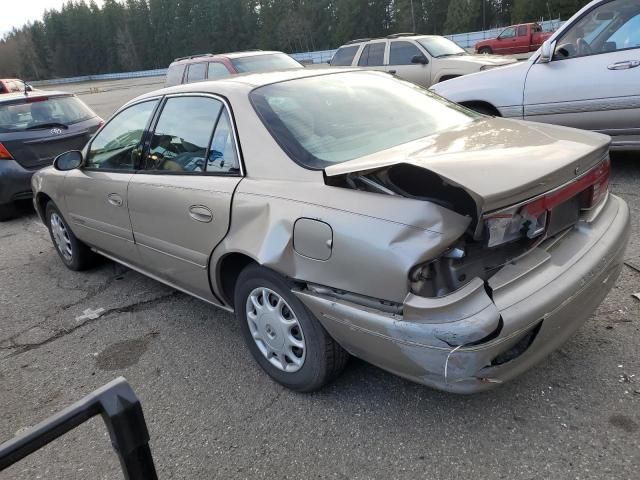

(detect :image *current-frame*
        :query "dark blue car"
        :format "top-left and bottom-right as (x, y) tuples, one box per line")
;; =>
(0, 90), (102, 220)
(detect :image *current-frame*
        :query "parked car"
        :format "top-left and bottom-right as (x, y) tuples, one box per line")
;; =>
(330, 34), (517, 87)
(475, 23), (553, 55)
(0, 91), (102, 220)
(165, 50), (304, 87)
(0, 79), (32, 94)
(432, 0), (640, 150)
(33, 68), (629, 393)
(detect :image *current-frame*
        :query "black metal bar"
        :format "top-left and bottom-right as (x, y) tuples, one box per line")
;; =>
(0, 377), (157, 480)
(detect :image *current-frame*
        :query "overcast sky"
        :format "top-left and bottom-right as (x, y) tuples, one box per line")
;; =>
(2, 0), (104, 36)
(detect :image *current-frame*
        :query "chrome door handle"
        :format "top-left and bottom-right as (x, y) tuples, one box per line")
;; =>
(188, 205), (213, 223)
(107, 193), (123, 207)
(608, 60), (640, 70)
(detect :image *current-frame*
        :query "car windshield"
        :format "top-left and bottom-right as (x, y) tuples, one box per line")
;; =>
(417, 36), (467, 57)
(250, 71), (478, 169)
(0, 95), (95, 132)
(230, 53), (302, 73)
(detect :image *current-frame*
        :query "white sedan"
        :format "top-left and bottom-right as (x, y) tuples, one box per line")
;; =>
(431, 0), (640, 151)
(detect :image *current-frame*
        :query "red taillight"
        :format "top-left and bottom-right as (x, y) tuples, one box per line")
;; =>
(0, 142), (14, 160)
(524, 157), (611, 217)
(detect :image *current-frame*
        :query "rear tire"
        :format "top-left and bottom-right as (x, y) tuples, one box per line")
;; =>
(478, 47), (492, 54)
(234, 264), (349, 392)
(0, 202), (17, 222)
(45, 202), (98, 271)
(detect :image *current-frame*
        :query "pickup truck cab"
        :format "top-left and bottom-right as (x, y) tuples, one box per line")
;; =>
(475, 23), (553, 55)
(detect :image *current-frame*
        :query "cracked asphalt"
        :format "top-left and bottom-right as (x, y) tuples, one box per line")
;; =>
(1, 78), (639, 479)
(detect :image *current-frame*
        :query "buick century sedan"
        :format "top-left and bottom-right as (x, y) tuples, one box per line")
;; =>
(32, 69), (630, 393)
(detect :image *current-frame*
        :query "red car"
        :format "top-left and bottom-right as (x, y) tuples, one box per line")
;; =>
(475, 23), (553, 55)
(0, 79), (32, 94)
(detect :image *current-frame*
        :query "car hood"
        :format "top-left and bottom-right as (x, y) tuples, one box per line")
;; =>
(324, 117), (610, 213)
(439, 54), (517, 67)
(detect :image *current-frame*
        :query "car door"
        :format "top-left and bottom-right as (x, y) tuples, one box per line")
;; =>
(524, 0), (640, 147)
(357, 41), (387, 72)
(387, 40), (432, 87)
(64, 98), (159, 263)
(495, 26), (517, 54)
(127, 94), (243, 302)
(514, 25), (530, 54)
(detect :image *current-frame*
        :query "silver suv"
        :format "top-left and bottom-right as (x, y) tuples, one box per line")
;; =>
(330, 34), (516, 87)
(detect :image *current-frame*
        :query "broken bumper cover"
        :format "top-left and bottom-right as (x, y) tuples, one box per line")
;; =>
(294, 194), (630, 393)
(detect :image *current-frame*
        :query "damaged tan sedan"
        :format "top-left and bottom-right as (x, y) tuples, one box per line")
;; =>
(32, 69), (630, 393)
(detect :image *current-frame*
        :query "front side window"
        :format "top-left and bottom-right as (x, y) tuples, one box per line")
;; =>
(500, 27), (516, 39)
(144, 96), (222, 173)
(555, 0), (640, 59)
(331, 45), (359, 66)
(389, 41), (423, 65)
(86, 100), (158, 170)
(251, 71), (478, 169)
(208, 62), (231, 79)
(186, 63), (207, 83)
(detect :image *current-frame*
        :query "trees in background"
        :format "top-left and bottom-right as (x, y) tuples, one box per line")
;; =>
(0, 0), (591, 80)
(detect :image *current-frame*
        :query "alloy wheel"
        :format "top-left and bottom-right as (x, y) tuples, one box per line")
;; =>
(50, 212), (73, 261)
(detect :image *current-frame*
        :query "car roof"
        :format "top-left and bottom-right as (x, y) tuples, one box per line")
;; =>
(0, 90), (72, 104)
(132, 68), (360, 104)
(170, 50), (289, 65)
(343, 34), (439, 46)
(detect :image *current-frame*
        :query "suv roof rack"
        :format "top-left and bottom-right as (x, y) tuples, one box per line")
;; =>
(386, 32), (417, 38)
(173, 53), (214, 62)
(345, 38), (370, 45)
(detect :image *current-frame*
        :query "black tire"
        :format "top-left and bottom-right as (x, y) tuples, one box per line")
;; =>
(234, 264), (349, 392)
(465, 103), (499, 116)
(0, 202), (18, 222)
(45, 201), (98, 271)
(478, 47), (492, 55)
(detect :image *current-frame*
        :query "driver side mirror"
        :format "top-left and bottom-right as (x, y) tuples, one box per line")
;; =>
(539, 39), (556, 63)
(411, 54), (429, 65)
(53, 150), (83, 171)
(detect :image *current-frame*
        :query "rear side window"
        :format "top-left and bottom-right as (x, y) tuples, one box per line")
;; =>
(208, 62), (231, 79)
(145, 96), (223, 173)
(86, 100), (158, 170)
(186, 63), (207, 83)
(517, 26), (528, 37)
(358, 42), (385, 66)
(165, 64), (186, 86)
(0, 96), (95, 133)
(206, 110), (240, 174)
(331, 46), (359, 66)
(389, 41), (422, 65)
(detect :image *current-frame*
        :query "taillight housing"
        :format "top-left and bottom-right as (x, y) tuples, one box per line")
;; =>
(0, 142), (14, 160)
(484, 157), (611, 248)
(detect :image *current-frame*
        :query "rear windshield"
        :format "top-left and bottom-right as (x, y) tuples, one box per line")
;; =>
(0, 95), (95, 133)
(230, 53), (302, 73)
(250, 71), (478, 169)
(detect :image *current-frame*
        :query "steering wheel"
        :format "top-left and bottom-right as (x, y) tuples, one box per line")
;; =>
(577, 38), (593, 56)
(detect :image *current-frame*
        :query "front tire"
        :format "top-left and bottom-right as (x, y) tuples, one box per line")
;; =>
(46, 202), (97, 271)
(235, 264), (349, 392)
(478, 47), (492, 55)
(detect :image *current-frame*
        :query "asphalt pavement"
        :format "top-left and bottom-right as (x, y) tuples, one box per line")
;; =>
(0, 77), (639, 479)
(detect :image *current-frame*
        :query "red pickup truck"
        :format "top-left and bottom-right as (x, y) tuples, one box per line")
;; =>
(475, 23), (553, 55)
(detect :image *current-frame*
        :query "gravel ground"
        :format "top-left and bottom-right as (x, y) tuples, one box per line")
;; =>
(0, 78), (638, 479)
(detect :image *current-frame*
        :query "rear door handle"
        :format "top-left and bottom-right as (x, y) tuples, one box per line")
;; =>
(107, 193), (123, 207)
(188, 205), (213, 223)
(608, 60), (640, 70)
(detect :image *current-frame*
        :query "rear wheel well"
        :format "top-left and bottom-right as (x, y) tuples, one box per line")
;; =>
(437, 74), (461, 83)
(217, 253), (256, 308)
(459, 101), (501, 116)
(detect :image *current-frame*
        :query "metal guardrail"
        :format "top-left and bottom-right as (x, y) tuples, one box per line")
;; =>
(0, 377), (157, 480)
(28, 19), (564, 85)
